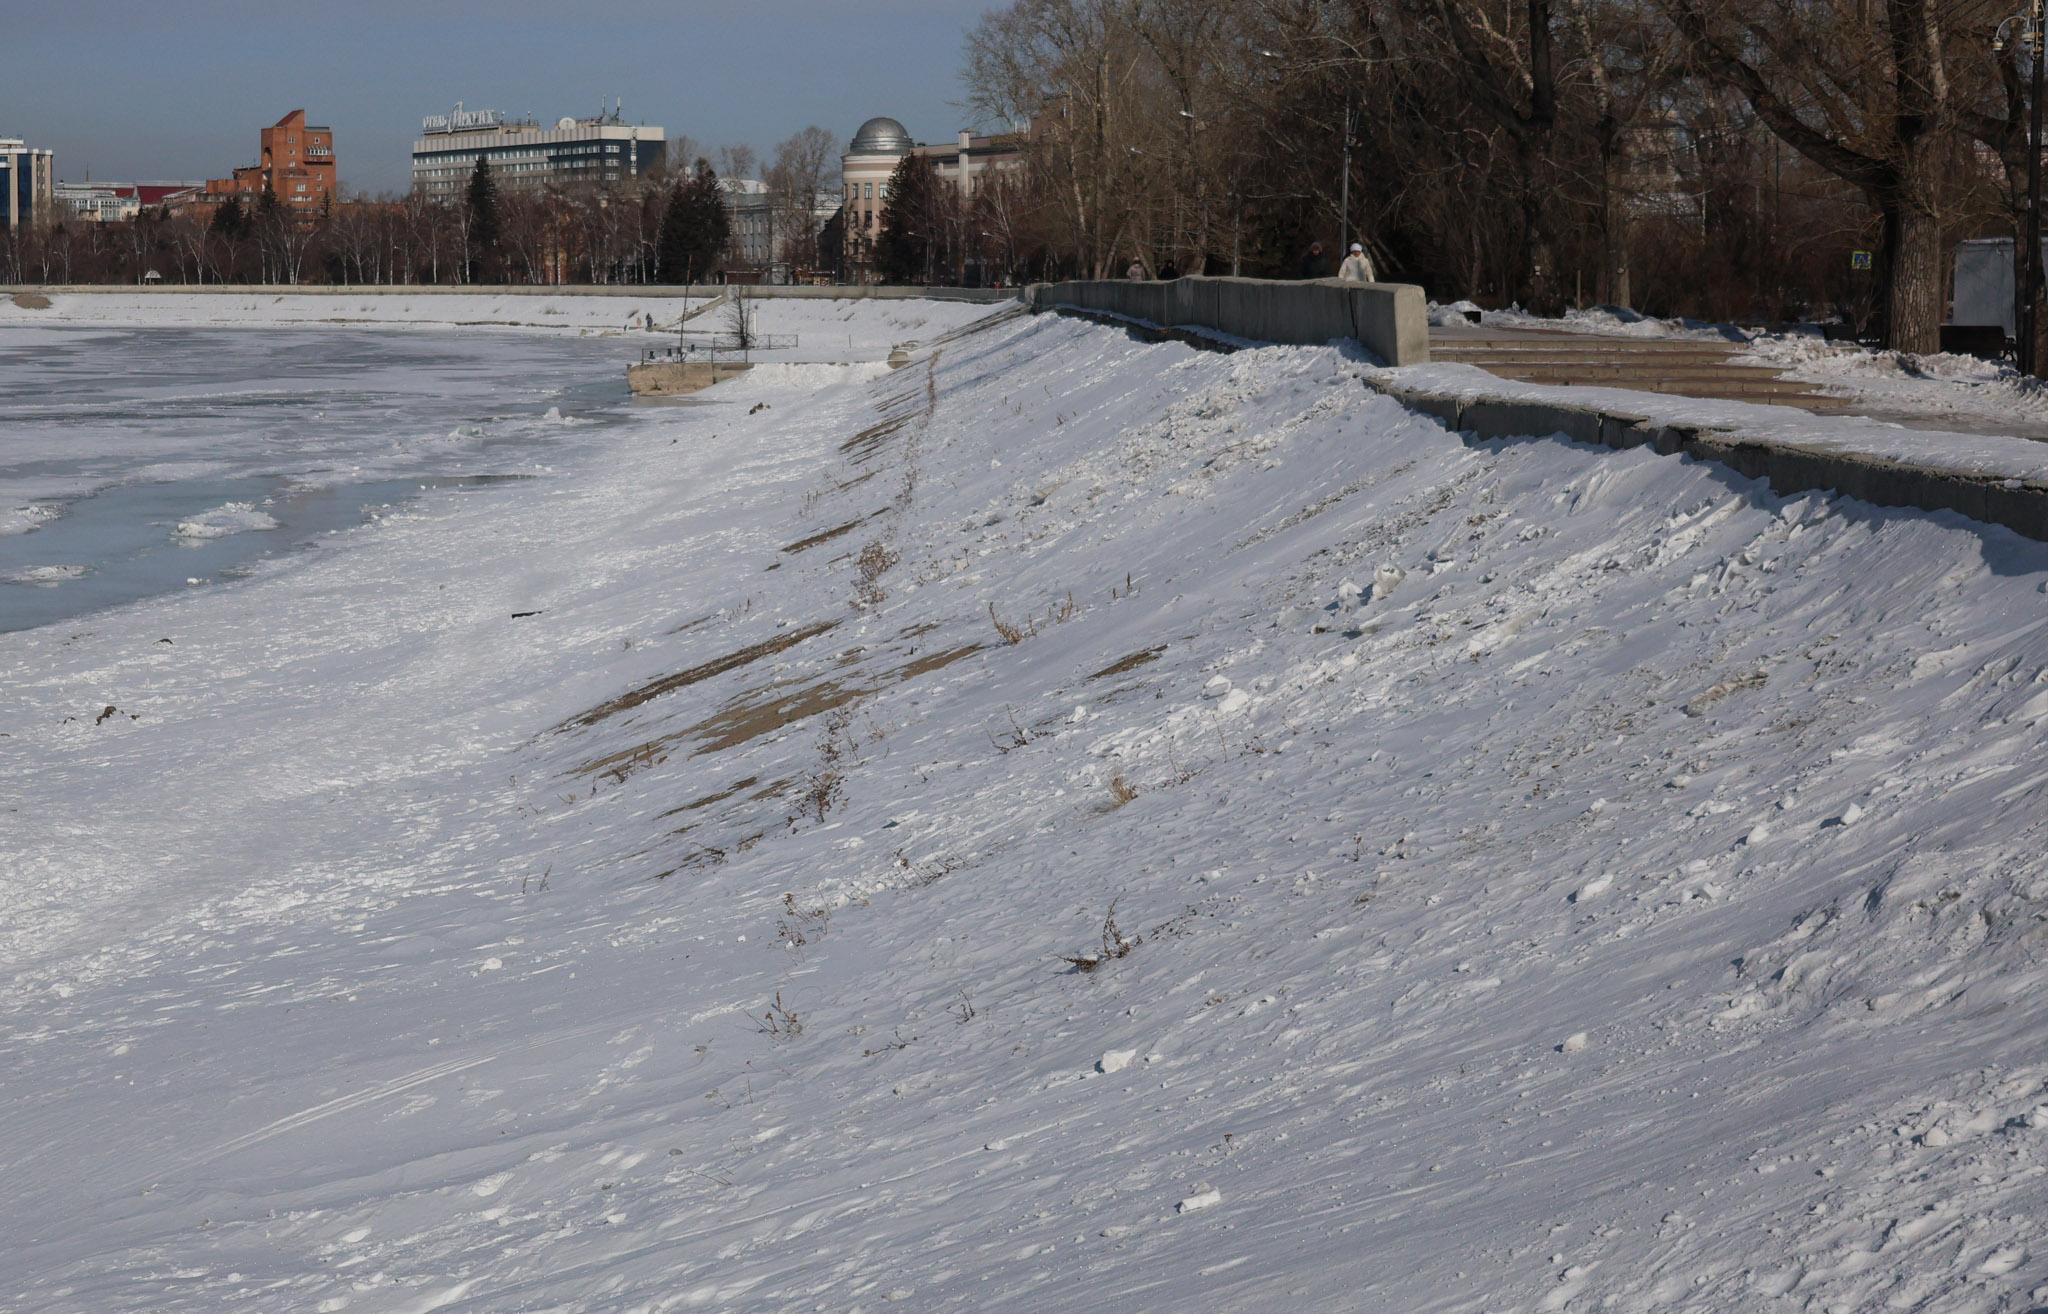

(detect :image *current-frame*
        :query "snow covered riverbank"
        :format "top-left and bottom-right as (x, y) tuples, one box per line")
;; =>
(3, 309), (2046, 1312)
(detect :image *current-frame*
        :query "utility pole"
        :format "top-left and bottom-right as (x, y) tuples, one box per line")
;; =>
(1338, 99), (1354, 255)
(2026, 0), (2045, 377)
(2001, 1), (2046, 375)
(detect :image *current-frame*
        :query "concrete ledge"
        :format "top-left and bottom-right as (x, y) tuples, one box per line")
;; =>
(3, 283), (1015, 303)
(1369, 376), (2048, 543)
(1027, 275), (1430, 366)
(625, 360), (752, 396)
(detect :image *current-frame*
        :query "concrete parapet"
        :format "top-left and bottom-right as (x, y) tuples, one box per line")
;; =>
(1028, 276), (1431, 365)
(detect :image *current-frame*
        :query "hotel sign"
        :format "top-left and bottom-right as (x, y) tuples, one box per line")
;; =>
(422, 106), (503, 133)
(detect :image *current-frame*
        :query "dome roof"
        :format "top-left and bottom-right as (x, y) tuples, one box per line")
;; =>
(850, 116), (914, 153)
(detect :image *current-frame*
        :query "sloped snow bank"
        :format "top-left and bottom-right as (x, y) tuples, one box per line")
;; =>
(2, 312), (2046, 1313)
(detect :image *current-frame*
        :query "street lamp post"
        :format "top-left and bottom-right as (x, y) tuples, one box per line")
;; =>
(1996, 0), (2045, 376)
(1339, 98), (1354, 257)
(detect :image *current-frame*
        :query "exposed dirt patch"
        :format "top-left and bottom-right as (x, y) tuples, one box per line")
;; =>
(896, 644), (984, 681)
(1090, 646), (1166, 680)
(10, 292), (52, 310)
(688, 679), (866, 755)
(560, 620), (839, 731)
(657, 775), (760, 819)
(682, 642), (985, 757)
(782, 515), (876, 555)
(664, 612), (718, 637)
(840, 413), (914, 462)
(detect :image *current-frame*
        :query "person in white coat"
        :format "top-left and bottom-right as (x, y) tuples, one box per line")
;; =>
(1337, 242), (1377, 282)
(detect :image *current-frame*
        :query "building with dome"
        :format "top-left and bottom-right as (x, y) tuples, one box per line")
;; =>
(839, 115), (1023, 282)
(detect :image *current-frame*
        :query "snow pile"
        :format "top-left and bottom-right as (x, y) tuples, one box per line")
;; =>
(0, 503), (60, 537)
(1742, 332), (2048, 427)
(5, 562), (87, 585)
(1427, 298), (1482, 327)
(3, 310), (2047, 1312)
(171, 500), (279, 540)
(1480, 303), (1750, 342)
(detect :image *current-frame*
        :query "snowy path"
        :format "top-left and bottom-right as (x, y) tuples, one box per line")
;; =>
(3, 310), (2046, 1312)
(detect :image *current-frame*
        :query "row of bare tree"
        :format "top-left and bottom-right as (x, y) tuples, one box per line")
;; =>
(964, 0), (2043, 352)
(0, 126), (850, 290)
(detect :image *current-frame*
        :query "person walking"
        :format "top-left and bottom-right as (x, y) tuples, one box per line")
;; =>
(1338, 242), (1377, 282)
(1297, 241), (1331, 280)
(1126, 259), (1146, 280)
(1158, 258), (1179, 280)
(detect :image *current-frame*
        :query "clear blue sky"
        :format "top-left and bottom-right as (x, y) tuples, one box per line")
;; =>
(4, 0), (1005, 193)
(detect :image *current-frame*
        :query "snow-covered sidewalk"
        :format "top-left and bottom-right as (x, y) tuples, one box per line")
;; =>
(1441, 302), (2048, 445)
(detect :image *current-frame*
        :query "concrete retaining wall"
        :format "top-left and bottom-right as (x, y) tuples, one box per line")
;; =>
(1026, 275), (1429, 365)
(3, 283), (1013, 303)
(624, 360), (753, 396)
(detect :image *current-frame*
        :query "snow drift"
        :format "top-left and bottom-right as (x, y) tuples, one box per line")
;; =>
(2, 309), (2046, 1313)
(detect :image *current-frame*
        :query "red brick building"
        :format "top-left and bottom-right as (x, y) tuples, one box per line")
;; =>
(183, 110), (336, 214)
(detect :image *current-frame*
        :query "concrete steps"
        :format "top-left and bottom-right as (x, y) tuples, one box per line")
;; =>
(1429, 326), (1843, 412)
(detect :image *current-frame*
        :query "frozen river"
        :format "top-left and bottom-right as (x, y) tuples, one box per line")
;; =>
(0, 324), (636, 632)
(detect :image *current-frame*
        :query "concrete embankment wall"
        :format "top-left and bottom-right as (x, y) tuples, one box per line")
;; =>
(5, 283), (1013, 303)
(1027, 276), (1430, 366)
(1034, 300), (2048, 544)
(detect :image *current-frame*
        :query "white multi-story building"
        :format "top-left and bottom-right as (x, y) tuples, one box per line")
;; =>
(838, 117), (1024, 281)
(410, 104), (666, 200)
(1, 137), (56, 232)
(56, 183), (139, 223)
(721, 179), (841, 282)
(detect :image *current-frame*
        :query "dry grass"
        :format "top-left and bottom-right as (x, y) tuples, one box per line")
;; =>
(988, 592), (1078, 645)
(599, 741), (669, 785)
(1062, 901), (1140, 973)
(777, 892), (833, 949)
(758, 992), (804, 1040)
(988, 602), (1031, 645)
(853, 540), (900, 609)
(1106, 773), (1140, 808)
(10, 292), (51, 310)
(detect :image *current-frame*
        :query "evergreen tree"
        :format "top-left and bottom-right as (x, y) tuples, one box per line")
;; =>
(654, 181), (692, 284)
(684, 160), (731, 283)
(465, 157), (500, 280)
(876, 154), (938, 284)
(211, 196), (247, 241)
(655, 160), (732, 284)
